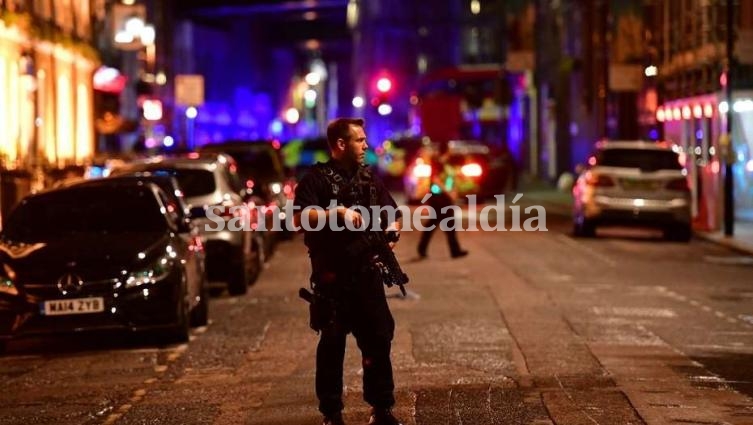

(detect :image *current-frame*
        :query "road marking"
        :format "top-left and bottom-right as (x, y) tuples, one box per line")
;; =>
(659, 288), (753, 330)
(556, 234), (617, 267)
(103, 413), (122, 425)
(686, 344), (753, 353)
(592, 306), (677, 318)
(703, 255), (753, 266)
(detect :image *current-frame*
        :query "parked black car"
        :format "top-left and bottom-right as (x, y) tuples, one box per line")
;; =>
(0, 179), (208, 352)
(110, 153), (264, 295)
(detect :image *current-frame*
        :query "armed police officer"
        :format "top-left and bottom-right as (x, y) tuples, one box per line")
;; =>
(293, 118), (405, 425)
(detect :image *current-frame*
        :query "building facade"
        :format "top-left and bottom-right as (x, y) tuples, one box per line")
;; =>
(0, 0), (99, 173)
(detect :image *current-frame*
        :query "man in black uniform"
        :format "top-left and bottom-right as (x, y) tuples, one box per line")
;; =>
(293, 118), (404, 425)
(417, 142), (468, 259)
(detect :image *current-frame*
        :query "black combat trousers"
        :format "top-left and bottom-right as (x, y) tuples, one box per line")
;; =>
(417, 193), (462, 256)
(315, 269), (396, 416)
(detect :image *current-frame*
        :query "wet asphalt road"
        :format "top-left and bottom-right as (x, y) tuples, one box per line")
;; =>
(1, 204), (753, 424)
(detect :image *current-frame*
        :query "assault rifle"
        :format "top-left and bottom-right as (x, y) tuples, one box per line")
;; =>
(346, 230), (409, 295)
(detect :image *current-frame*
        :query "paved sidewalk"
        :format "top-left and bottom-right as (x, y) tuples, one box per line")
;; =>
(517, 179), (753, 256)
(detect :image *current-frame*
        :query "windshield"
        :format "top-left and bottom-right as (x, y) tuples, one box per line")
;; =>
(113, 166), (216, 197)
(3, 186), (167, 242)
(597, 148), (682, 171)
(200, 144), (284, 182)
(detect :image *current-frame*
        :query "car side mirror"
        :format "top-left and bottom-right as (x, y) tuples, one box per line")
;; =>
(189, 206), (207, 219)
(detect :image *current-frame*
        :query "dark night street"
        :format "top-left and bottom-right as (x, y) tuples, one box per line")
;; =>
(1, 204), (752, 425)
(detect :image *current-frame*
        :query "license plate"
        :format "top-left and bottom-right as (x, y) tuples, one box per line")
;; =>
(621, 179), (658, 190)
(42, 297), (105, 316)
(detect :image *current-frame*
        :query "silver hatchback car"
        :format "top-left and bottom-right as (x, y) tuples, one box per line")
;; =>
(572, 140), (692, 241)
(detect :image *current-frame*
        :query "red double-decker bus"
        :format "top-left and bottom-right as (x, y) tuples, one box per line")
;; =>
(414, 65), (513, 148)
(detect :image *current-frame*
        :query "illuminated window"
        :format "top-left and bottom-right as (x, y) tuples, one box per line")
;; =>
(0, 56), (7, 157)
(55, 0), (74, 33)
(76, 83), (91, 161)
(57, 75), (73, 161)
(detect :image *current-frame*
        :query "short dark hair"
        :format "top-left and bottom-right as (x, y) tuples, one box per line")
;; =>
(326, 118), (365, 150)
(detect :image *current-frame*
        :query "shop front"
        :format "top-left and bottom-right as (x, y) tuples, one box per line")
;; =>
(659, 91), (753, 231)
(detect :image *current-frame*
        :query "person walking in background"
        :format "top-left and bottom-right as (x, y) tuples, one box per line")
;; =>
(293, 118), (405, 425)
(417, 142), (468, 259)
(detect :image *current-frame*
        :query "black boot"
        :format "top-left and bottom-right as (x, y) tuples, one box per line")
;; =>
(451, 249), (468, 259)
(368, 408), (403, 425)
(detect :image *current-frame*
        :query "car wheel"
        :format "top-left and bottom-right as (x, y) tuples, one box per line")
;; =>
(190, 281), (210, 327)
(165, 281), (190, 343)
(573, 218), (596, 237)
(665, 224), (692, 242)
(227, 245), (249, 295)
(247, 234), (264, 286)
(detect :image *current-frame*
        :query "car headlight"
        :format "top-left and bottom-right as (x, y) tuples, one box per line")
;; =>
(125, 257), (172, 289)
(0, 264), (18, 296)
(0, 277), (18, 296)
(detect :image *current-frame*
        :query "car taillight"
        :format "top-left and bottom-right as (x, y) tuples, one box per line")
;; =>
(412, 163), (432, 178)
(189, 236), (204, 252)
(460, 163), (483, 177)
(666, 178), (689, 192)
(283, 182), (295, 197)
(585, 173), (615, 187)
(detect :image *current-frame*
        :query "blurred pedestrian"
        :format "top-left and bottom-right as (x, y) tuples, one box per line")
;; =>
(294, 118), (405, 425)
(417, 143), (468, 259)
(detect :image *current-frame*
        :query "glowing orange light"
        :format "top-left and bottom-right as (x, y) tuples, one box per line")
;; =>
(678, 152), (687, 167)
(460, 163), (483, 177)
(656, 108), (665, 122)
(703, 103), (713, 118)
(412, 163), (432, 178)
(693, 104), (702, 119)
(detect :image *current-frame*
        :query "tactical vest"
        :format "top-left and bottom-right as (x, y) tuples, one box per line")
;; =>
(314, 162), (378, 209)
(307, 162), (377, 279)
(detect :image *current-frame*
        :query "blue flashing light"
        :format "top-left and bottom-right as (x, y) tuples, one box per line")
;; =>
(271, 120), (283, 135)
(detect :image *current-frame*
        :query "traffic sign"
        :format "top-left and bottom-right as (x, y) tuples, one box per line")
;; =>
(175, 74), (205, 106)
